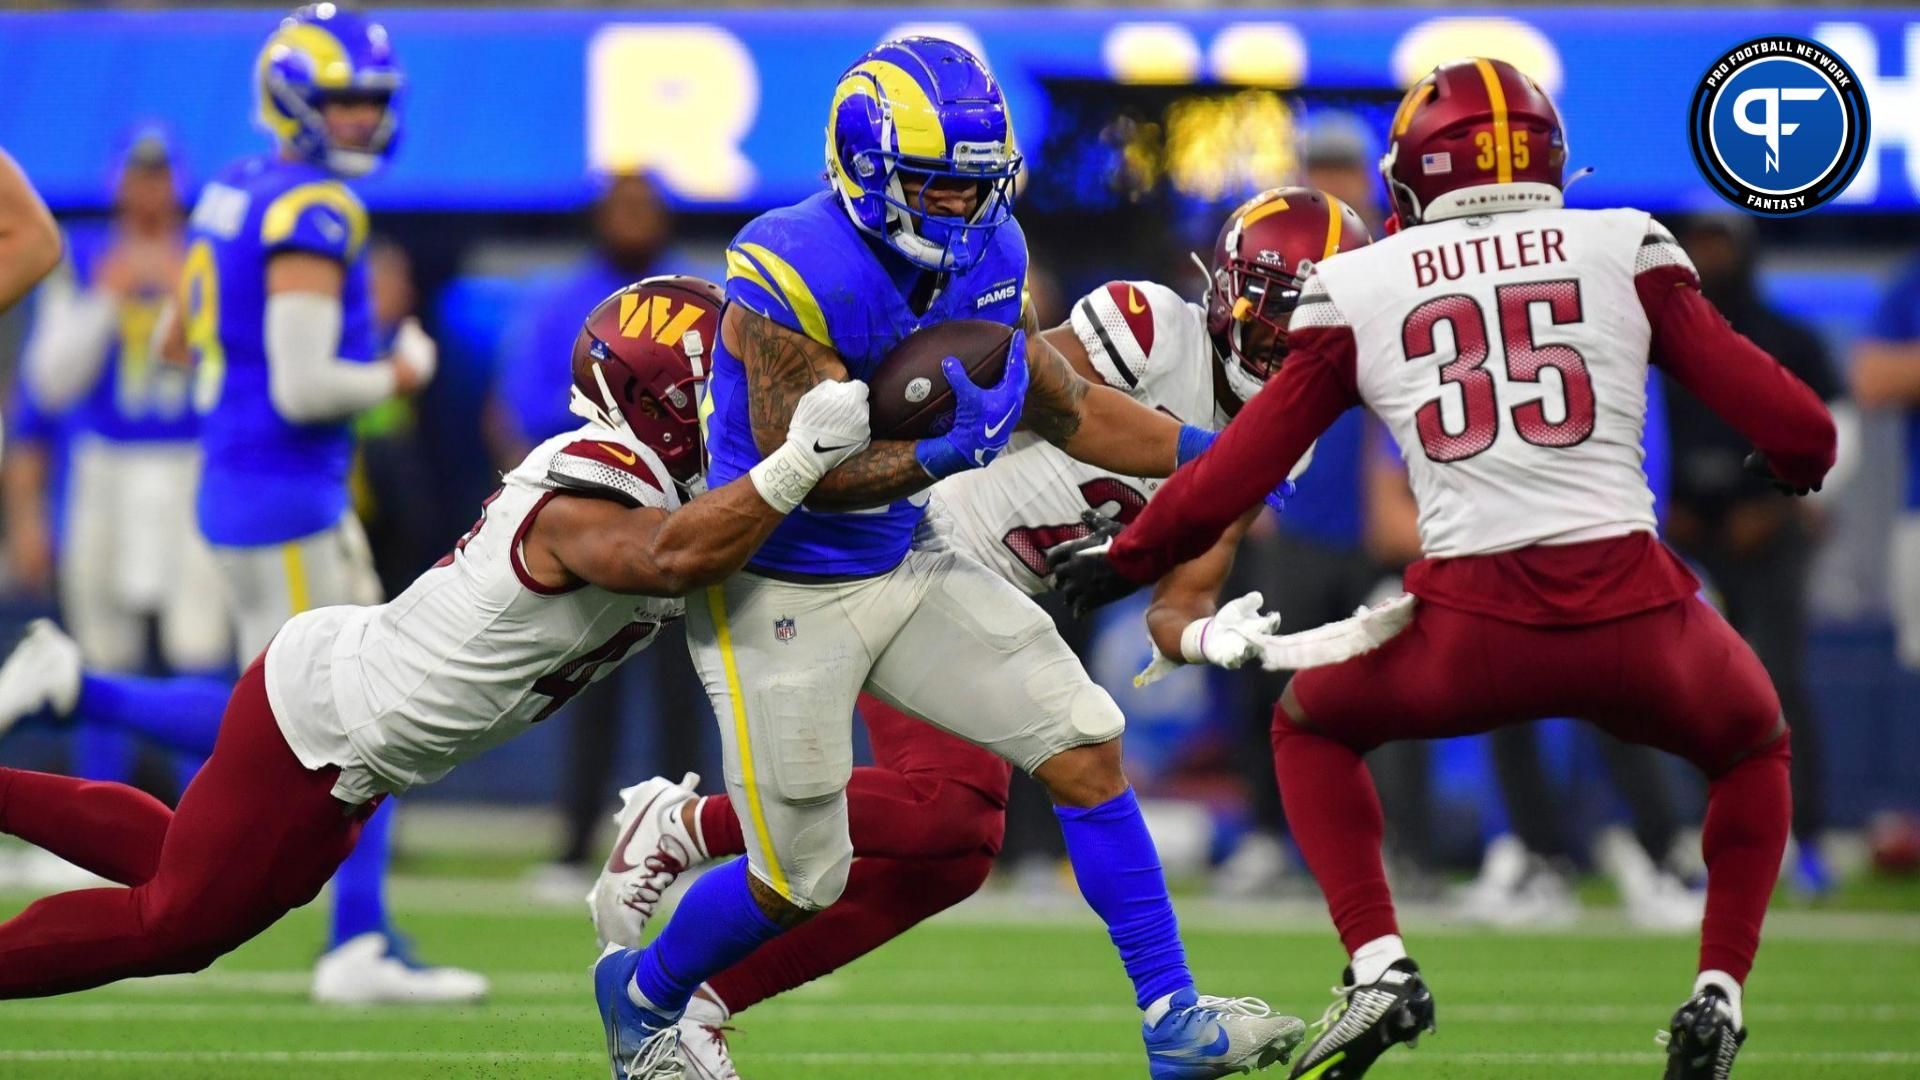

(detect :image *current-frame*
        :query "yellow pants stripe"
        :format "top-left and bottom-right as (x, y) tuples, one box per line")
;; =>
(704, 585), (791, 899)
(281, 541), (311, 616)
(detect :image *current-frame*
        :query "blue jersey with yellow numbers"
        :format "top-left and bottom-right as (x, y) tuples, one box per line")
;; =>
(60, 223), (199, 444)
(706, 192), (1028, 578)
(181, 154), (376, 547)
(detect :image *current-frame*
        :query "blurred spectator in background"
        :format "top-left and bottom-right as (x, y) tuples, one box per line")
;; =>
(1667, 214), (1843, 895)
(0, 145), (62, 315)
(1301, 112), (1387, 235)
(1851, 250), (1920, 673)
(486, 171), (709, 901)
(352, 237), (445, 596)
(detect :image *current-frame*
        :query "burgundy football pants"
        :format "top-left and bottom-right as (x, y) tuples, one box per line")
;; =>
(1278, 596), (1790, 983)
(698, 693), (1011, 1013)
(0, 657), (375, 997)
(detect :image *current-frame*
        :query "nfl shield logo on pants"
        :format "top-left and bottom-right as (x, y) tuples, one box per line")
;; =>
(774, 617), (797, 643)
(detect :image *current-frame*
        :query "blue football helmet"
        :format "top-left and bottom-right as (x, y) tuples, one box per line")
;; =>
(255, 4), (404, 178)
(825, 37), (1022, 273)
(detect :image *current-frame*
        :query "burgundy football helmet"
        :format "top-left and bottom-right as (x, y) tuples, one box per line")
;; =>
(569, 275), (723, 490)
(1203, 185), (1371, 405)
(1381, 57), (1567, 227)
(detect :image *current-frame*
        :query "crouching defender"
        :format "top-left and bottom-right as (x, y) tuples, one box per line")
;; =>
(0, 278), (869, 997)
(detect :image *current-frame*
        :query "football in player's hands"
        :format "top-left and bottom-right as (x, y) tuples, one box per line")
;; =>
(1045, 511), (1140, 618)
(868, 319), (1014, 439)
(1743, 450), (1820, 496)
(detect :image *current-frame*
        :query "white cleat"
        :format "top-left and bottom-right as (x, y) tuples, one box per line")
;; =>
(0, 619), (81, 737)
(590, 773), (712, 949)
(1597, 828), (1704, 931)
(310, 932), (489, 1004)
(1451, 835), (1579, 928)
(677, 991), (742, 1080)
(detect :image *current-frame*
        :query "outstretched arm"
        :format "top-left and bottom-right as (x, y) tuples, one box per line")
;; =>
(531, 380), (872, 595)
(1143, 508), (1258, 659)
(1021, 318), (1196, 478)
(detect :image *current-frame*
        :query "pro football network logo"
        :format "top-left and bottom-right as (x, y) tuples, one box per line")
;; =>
(1688, 36), (1871, 217)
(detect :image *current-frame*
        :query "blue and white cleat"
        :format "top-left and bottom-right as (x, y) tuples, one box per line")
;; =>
(1145, 988), (1307, 1078)
(594, 944), (685, 1080)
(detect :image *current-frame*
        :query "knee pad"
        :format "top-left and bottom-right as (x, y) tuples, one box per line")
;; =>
(764, 794), (854, 911)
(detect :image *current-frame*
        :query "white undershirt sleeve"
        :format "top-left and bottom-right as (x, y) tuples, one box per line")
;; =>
(22, 260), (116, 410)
(265, 290), (397, 424)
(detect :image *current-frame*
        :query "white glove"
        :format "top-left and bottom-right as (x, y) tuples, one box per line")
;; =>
(751, 380), (871, 513)
(1135, 591), (1282, 687)
(390, 316), (438, 391)
(1244, 593), (1417, 672)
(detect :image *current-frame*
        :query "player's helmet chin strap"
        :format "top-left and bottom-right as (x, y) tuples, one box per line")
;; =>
(567, 364), (631, 437)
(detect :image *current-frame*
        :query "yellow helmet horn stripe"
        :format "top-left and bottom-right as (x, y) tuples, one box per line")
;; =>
(1322, 194), (1348, 260)
(256, 23), (353, 140)
(1472, 58), (1514, 184)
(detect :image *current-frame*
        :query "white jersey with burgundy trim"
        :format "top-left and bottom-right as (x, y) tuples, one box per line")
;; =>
(264, 424), (685, 803)
(1299, 207), (1682, 560)
(927, 280), (1227, 594)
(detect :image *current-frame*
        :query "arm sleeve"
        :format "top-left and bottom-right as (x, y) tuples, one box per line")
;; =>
(20, 253), (115, 410)
(265, 292), (397, 424)
(1107, 321), (1362, 583)
(1636, 258), (1835, 492)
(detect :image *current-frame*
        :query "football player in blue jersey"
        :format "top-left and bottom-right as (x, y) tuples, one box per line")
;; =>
(0, 5), (481, 1004)
(595, 38), (1303, 1080)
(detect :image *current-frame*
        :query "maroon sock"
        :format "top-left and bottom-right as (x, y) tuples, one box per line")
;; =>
(696, 796), (745, 858)
(1699, 736), (1792, 983)
(1271, 720), (1399, 955)
(706, 852), (992, 1014)
(0, 767), (171, 886)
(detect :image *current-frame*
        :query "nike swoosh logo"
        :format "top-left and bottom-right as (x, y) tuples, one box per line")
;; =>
(1126, 286), (1146, 315)
(813, 440), (855, 454)
(601, 443), (638, 466)
(1160, 1021), (1231, 1059)
(983, 404), (1017, 439)
(605, 787), (671, 874)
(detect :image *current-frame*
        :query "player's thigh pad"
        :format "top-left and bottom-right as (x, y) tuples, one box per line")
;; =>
(864, 548), (1125, 774)
(686, 570), (900, 909)
(212, 513), (385, 664)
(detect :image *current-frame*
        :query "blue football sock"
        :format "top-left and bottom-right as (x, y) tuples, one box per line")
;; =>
(630, 858), (783, 1014)
(75, 671), (233, 759)
(1055, 787), (1194, 1010)
(331, 797), (395, 947)
(73, 722), (135, 782)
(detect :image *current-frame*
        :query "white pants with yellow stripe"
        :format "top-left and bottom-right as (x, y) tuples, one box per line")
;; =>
(210, 512), (383, 666)
(685, 546), (1125, 910)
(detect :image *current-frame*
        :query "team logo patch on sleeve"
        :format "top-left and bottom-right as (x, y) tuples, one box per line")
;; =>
(1687, 35), (1870, 217)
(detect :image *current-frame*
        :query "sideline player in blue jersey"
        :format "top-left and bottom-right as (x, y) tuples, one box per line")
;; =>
(595, 38), (1304, 1080)
(0, 5), (482, 1004)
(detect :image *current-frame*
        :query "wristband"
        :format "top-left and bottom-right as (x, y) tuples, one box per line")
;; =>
(914, 436), (972, 480)
(1176, 424), (1217, 468)
(749, 441), (825, 514)
(1179, 617), (1212, 664)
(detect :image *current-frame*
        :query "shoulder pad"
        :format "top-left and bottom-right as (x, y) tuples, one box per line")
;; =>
(260, 180), (368, 262)
(724, 212), (838, 350)
(1636, 216), (1698, 282)
(1069, 280), (1184, 393)
(1287, 267), (1350, 331)
(547, 440), (669, 509)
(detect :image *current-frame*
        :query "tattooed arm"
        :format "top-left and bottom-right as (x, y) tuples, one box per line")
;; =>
(1020, 304), (1191, 478)
(727, 303), (933, 512)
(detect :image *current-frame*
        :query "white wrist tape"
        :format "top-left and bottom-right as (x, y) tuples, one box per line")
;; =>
(748, 440), (826, 515)
(1179, 618), (1212, 664)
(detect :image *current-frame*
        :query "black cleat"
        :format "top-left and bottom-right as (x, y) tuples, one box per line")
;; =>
(1662, 987), (1745, 1080)
(1288, 958), (1435, 1079)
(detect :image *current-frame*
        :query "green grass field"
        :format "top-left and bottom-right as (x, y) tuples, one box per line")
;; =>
(2, 874), (1918, 1079)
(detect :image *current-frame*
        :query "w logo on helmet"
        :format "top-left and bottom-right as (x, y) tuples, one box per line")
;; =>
(617, 292), (706, 347)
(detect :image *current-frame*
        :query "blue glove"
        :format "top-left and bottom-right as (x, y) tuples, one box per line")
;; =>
(1265, 479), (1296, 515)
(915, 329), (1030, 479)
